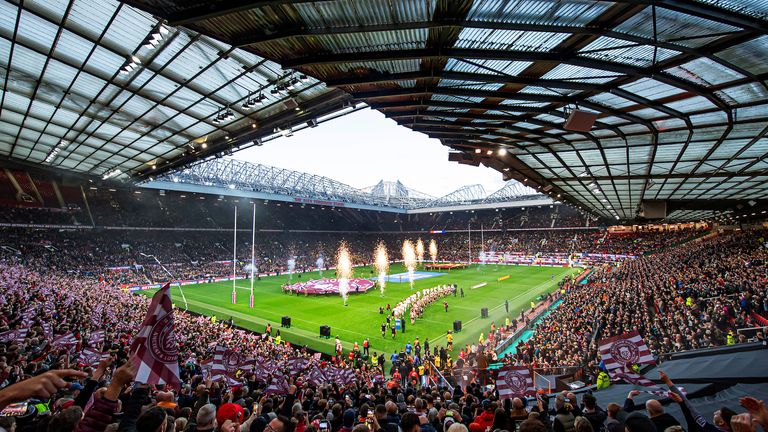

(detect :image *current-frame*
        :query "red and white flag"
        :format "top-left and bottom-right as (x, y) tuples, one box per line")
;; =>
(130, 283), (181, 389)
(598, 330), (655, 371)
(211, 345), (248, 381)
(0, 328), (28, 344)
(610, 367), (686, 397)
(496, 366), (534, 400)
(265, 373), (289, 395)
(52, 332), (79, 350)
(79, 348), (110, 367)
(41, 322), (53, 341)
(88, 330), (105, 347)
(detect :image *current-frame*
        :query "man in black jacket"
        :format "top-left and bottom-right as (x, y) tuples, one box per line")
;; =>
(582, 394), (607, 432)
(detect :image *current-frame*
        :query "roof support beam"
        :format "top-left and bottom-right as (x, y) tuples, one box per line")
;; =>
(555, 171), (768, 181)
(283, 47), (727, 110)
(166, 0), (314, 26)
(327, 71), (620, 89)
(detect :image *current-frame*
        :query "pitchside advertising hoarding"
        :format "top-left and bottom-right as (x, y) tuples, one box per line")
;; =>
(127, 275), (248, 292)
(476, 251), (636, 267)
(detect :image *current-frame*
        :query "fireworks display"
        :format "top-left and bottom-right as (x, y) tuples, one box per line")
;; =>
(402, 239), (417, 289)
(374, 242), (389, 296)
(416, 238), (425, 264)
(336, 242), (353, 305)
(429, 239), (438, 263)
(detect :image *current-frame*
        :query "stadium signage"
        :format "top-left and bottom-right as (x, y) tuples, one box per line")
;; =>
(292, 197), (346, 207)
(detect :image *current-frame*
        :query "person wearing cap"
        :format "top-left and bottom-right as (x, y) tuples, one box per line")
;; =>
(217, 403), (244, 432)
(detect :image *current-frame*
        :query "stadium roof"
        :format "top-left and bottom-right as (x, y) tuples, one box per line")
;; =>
(3, 0), (768, 222)
(143, 157), (549, 212)
(0, 0), (356, 179)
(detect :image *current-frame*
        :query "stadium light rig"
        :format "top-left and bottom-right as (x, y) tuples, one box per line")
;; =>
(119, 55), (142, 75)
(142, 25), (169, 50)
(44, 140), (69, 163)
(102, 168), (122, 180)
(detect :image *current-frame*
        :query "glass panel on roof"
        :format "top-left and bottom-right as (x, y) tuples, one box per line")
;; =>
(716, 36), (768, 75)
(614, 7), (739, 46)
(586, 93), (635, 109)
(444, 58), (532, 76)
(319, 29), (427, 54)
(619, 78), (683, 100)
(436, 80), (504, 91)
(667, 57), (745, 86)
(579, 37), (680, 67)
(467, 0), (612, 26)
(716, 83), (768, 105)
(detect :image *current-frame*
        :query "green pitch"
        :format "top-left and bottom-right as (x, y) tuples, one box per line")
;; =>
(142, 264), (579, 361)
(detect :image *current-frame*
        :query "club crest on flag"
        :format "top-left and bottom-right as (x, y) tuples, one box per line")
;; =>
(496, 366), (533, 399)
(610, 339), (640, 365)
(225, 350), (244, 375)
(598, 330), (655, 371)
(149, 313), (178, 364)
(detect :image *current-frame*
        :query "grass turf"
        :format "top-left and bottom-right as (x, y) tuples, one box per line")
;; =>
(141, 264), (579, 360)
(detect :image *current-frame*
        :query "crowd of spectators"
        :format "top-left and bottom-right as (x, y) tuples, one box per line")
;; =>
(497, 231), (768, 379)
(0, 254), (767, 432)
(2, 181), (767, 432)
(0, 225), (705, 287)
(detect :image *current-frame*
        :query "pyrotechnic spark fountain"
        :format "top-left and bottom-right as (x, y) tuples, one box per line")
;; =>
(402, 240), (417, 290)
(429, 239), (438, 263)
(336, 242), (353, 305)
(316, 255), (324, 277)
(287, 257), (296, 283)
(416, 239), (425, 265)
(374, 242), (389, 297)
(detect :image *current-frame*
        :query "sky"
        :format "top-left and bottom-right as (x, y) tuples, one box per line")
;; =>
(234, 108), (509, 198)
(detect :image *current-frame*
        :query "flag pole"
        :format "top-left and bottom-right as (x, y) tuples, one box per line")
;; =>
(249, 202), (255, 308)
(232, 206), (237, 304)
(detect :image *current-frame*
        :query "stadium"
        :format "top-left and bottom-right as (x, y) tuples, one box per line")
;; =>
(0, 1), (767, 432)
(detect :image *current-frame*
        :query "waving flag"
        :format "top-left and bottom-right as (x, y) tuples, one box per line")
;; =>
(610, 367), (686, 397)
(265, 374), (289, 395)
(598, 330), (655, 371)
(0, 328), (28, 344)
(20, 308), (36, 326)
(306, 364), (327, 386)
(88, 330), (105, 347)
(52, 332), (79, 350)
(496, 366), (534, 400)
(41, 322), (53, 341)
(79, 348), (110, 367)
(336, 368), (356, 386)
(287, 357), (309, 374)
(130, 283), (181, 389)
(211, 345), (250, 381)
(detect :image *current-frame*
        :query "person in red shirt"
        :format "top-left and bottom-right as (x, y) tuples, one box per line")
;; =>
(473, 400), (496, 432)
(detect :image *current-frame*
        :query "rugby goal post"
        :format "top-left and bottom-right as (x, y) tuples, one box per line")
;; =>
(533, 371), (552, 394)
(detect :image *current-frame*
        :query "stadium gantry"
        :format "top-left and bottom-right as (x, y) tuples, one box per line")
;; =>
(1, 0), (767, 223)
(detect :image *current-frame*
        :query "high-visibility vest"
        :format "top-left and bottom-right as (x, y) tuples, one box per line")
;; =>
(372, 356), (378, 366)
(596, 372), (610, 390)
